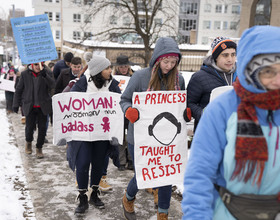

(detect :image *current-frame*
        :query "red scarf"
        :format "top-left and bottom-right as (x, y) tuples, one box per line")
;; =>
(232, 79), (280, 187)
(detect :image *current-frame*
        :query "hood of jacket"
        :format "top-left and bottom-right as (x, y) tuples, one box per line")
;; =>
(149, 37), (181, 67)
(237, 25), (280, 94)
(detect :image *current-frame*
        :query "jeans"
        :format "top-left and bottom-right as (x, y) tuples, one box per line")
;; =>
(126, 143), (172, 210)
(76, 140), (109, 189)
(25, 108), (47, 148)
(102, 155), (109, 176)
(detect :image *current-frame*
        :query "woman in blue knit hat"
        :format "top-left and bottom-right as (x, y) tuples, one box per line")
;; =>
(67, 54), (121, 214)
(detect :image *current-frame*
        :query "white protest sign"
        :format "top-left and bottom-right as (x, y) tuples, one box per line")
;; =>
(113, 75), (130, 93)
(133, 91), (188, 189)
(0, 79), (15, 92)
(52, 92), (124, 146)
(209, 86), (233, 102)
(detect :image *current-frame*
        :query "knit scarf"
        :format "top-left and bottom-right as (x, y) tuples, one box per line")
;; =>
(232, 78), (280, 187)
(147, 56), (180, 91)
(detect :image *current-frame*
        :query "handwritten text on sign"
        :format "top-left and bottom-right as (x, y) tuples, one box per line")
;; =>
(10, 14), (58, 64)
(52, 92), (124, 146)
(133, 91), (188, 189)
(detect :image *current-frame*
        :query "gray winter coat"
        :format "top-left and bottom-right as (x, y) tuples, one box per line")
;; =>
(13, 65), (55, 116)
(120, 37), (185, 145)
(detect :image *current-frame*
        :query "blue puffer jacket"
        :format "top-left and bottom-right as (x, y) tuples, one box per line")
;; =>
(67, 75), (121, 171)
(182, 26), (280, 219)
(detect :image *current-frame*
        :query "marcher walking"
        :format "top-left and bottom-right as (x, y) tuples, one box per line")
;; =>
(187, 36), (237, 131)
(13, 62), (55, 158)
(120, 37), (187, 220)
(67, 54), (121, 214)
(182, 25), (280, 219)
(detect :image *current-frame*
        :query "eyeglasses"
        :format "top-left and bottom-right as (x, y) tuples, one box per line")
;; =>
(259, 66), (280, 79)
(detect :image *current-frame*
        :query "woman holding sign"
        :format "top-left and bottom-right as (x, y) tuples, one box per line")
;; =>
(67, 54), (121, 214)
(120, 37), (190, 220)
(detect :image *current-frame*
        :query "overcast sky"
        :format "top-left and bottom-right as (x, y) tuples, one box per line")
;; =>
(0, 0), (34, 19)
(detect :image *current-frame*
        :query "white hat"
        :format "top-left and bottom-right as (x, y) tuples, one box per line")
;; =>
(87, 55), (111, 76)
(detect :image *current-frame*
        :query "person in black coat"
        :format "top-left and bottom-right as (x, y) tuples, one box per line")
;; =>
(13, 62), (55, 158)
(67, 54), (121, 214)
(53, 52), (73, 80)
(55, 57), (83, 94)
(187, 37), (237, 131)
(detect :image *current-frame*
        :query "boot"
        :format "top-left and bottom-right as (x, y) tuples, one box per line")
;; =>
(122, 193), (136, 220)
(89, 186), (105, 209)
(153, 189), (158, 209)
(25, 142), (32, 154)
(157, 212), (168, 220)
(99, 175), (112, 192)
(36, 148), (44, 159)
(75, 190), (89, 214)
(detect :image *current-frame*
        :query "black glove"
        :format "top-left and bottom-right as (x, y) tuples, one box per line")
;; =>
(40, 69), (46, 77)
(13, 107), (19, 113)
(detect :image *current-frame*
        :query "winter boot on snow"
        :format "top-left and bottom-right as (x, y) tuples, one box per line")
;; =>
(36, 148), (44, 159)
(25, 142), (32, 154)
(122, 193), (136, 220)
(75, 190), (89, 214)
(89, 185), (105, 209)
(157, 211), (168, 220)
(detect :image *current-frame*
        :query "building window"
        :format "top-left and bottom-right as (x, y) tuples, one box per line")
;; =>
(223, 21), (228, 30)
(214, 21), (221, 30)
(110, 15), (117, 25)
(179, 19), (197, 31)
(180, 35), (190, 44)
(84, 14), (91, 23)
(232, 5), (241, 14)
(56, 12), (60, 22)
(123, 16), (130, 26)
(180, 2), (198, 15)
(216, 5), (222, 13)
(154, 18), (162, 26)
(255, 0), (271, 25)
(202, 37), (208, 45)
(73, 14), (81, 22)
(55, 30), (60, 40)
(203, 20), (211, 29)
(224, 5), (228, 13)
(204, 4), (211, 13)
(45, 0), (52, 2)
(84, 32), (92, 40)
(74, 0), (81, 4)
(45, 12), (53, 21)
(139, 18), (146, 29)
(73, 31), (81, 40)
(84, 0), (93, 5)
(230, 21), (238, 30)
(56, 0), (59, 3)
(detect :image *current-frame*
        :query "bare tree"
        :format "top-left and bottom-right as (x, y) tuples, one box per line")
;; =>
(72, 0), (179, 66)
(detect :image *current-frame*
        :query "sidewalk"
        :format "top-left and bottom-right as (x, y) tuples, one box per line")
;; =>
(8, 112), (183, 220)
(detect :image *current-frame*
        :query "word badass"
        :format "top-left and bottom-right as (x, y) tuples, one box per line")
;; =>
(61, 121), (94, 133)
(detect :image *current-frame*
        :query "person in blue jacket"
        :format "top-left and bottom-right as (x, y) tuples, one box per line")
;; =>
(187, 37), (237, 131)
(120, 37), (188, 220)
(182, 25), (280, 219)
(67, 54), (121, 214)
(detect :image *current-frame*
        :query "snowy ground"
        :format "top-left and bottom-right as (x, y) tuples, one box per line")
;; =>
(0, 91), (36, 220)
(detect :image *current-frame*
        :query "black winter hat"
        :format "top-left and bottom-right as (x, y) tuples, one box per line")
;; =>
(64, 52), (74, 62)
(211, 37), (236, 61)
(112, 55), (135, 66)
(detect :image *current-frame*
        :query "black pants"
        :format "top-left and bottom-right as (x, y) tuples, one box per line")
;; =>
(25, 108), (47, 148)
(76, 140), (110, 189)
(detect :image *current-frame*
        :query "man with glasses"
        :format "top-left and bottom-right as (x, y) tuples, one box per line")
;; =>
(187, 37), (237, 132)
(13, 62), (55, 159)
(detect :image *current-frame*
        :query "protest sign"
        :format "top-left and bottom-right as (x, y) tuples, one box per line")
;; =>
(52, 92), (124, 146)
(133, 91), (188, 189)
(10, 14), (58, 64)
(209, 86), (233, 102)
(113, 75), (130, 93)
(0, 79), (15, 92)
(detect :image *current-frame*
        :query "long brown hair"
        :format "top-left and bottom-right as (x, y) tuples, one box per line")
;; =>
(148, 64), (179, 91)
